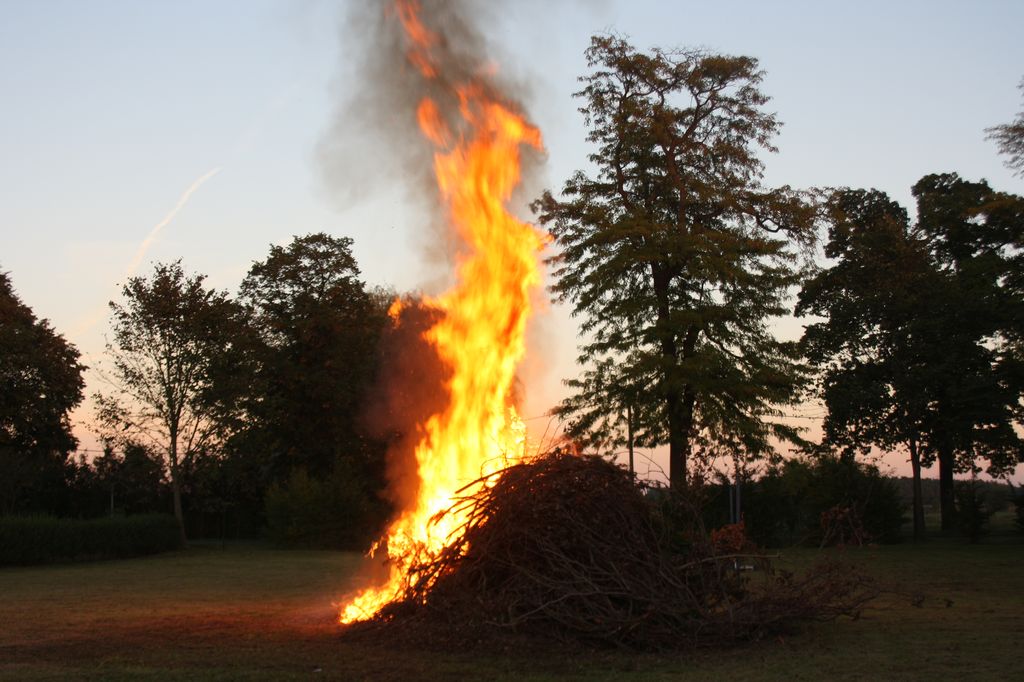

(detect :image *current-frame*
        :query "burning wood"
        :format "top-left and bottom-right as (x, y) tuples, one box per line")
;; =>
(346, 451), (875, 650)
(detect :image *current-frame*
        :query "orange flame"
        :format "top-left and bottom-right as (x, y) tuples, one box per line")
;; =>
(339, 0), (544, 624)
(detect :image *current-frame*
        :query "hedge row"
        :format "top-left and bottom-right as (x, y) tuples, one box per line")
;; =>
(0, 514), (182, 565)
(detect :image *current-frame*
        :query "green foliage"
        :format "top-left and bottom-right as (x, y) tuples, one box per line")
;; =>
(78, 239), (394, 543)
(912, 174), (1024, 475)
(798, 190), (932, 452)
(0, 514), (180, 565)
(742, 456), (906, 547)
(798, 178), (1024, 533)
(264, 461), (384, 550)
(913, 173), (1024, 529)
(92, 442), (168, 515)
(0, 270), (85, 515)
(226, 234), (392, 541)
(535, 35), (817, 486)
(954, 481), (994, 543)
(796, 189), (939, 537)
(235, 233), (389, 485)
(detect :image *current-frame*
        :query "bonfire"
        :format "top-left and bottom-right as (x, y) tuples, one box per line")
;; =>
(339, 1), (873, 650)
(338, 0), (545, 625)
(356, 452), (874, 649)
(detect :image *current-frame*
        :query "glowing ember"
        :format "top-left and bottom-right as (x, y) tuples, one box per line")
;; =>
(339, 0), (544, 624)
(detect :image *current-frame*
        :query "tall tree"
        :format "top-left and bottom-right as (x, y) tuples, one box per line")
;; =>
(797, 189), (942, 540)
(535, 36), (817, 487)
(95, 261), (240, 543)
(986, 78), (1024, 177)
(0, 270), (85, 514)
(912, 173), (1024, 529)
(236, 233), (389, 486)
(800, 177), (1024, 533)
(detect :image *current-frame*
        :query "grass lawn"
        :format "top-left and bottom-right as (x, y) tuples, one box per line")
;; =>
(1, 519), (1022, 681)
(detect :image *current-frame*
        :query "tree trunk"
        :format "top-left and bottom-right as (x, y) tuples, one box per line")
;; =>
(667, 390), (686, 489)
(938, 444), (955, 532)
(170, 470), (187, 546)
(908, 436), (925, 542)
(652, 268), (685, 489)
(168, 440), (188, 547)
(674, 386), (697, 487)
(651, 266), (700, 490)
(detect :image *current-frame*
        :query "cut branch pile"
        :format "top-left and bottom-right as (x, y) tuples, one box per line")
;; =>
(359, 452), (875, 650)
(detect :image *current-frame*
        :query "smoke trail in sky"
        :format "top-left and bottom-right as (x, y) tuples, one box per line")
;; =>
(121, 166), (222, 278)
(70, 166), (221, 339)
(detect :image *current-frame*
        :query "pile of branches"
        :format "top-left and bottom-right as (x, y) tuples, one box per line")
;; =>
(362, 452), (875, 650)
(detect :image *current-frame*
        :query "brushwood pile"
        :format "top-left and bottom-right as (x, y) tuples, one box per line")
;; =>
(351, 452), (874, 650)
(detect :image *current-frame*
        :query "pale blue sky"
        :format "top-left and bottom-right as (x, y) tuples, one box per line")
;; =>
(2, 0), (1022, 478)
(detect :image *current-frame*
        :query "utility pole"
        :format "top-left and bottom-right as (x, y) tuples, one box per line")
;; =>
(735, 471), (742, 524)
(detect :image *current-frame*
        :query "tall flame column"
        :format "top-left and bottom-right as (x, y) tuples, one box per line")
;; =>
(339, 1), (545, 624)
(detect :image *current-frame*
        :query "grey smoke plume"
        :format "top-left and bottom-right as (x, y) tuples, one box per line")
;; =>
(316, 0), (540, 270)
(323, 0), (545, 516)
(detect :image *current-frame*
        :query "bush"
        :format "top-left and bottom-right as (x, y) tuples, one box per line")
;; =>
(742, 460), (814, 546)
(742, 456), (906, 547)
(264, 462), (384, 549)
(955, 481), (993, 543)
(1014, 490), (1024, 533)
(0, 514), (181, 565)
